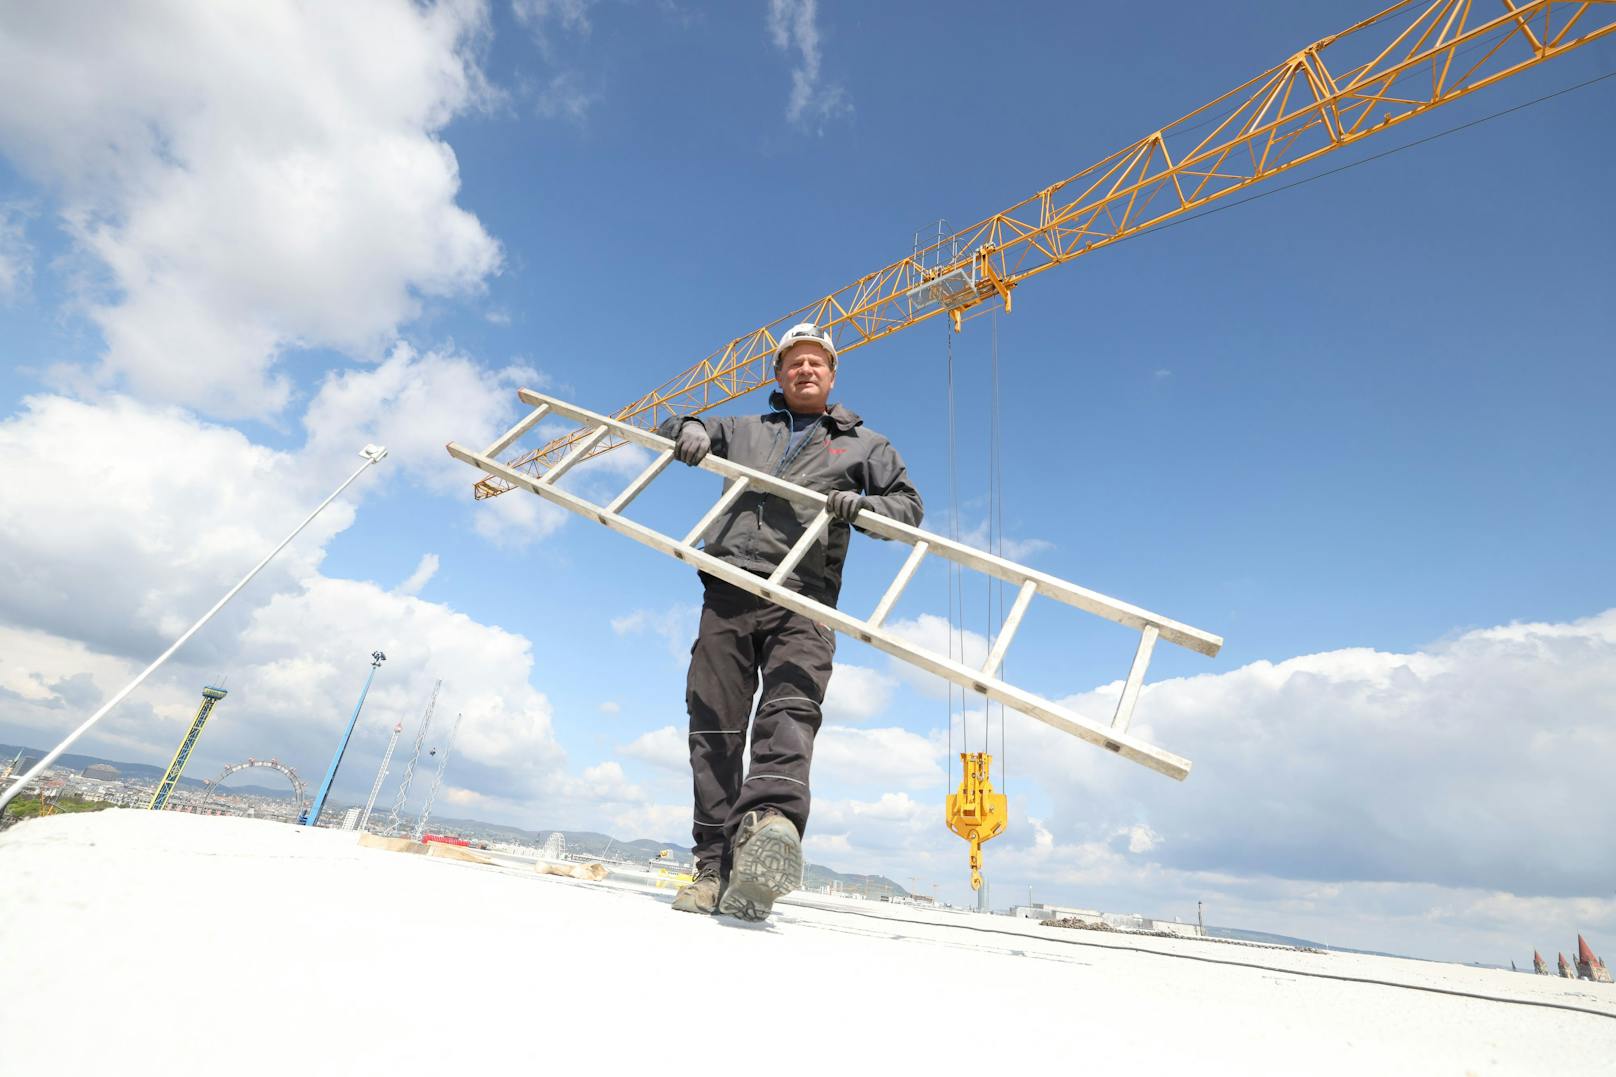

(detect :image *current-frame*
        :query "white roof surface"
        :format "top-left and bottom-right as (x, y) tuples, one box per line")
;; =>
(2, 810), (1612, 1075)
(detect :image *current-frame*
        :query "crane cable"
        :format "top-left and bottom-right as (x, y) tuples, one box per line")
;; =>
(944, 322), (962, 786)
(944, 312), (1011, 855)
(990, 311), (1006, 797)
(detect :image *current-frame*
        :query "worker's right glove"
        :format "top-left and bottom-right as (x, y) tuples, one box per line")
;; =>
(826, 490), (866, 522)
(674, 420), (711, 466)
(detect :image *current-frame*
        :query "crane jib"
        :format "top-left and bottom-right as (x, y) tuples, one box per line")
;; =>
(472, 0), (1616, 500)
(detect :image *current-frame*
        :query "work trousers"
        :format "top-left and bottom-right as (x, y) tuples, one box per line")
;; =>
(686, 572), (835, 875)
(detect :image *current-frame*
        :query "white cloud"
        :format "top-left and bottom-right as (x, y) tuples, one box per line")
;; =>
(814, 726), (943, 790)
(792, 611), (1616, 959)
(301, 342), (534, 495)
(822, 662), (896, 724)
(617, 724), (687, 772)
(1122, 822), (1159, 854)
(611, 603), (700, 658)
(1003, 611), (1616, 916)
(801, 791), (943, 875)
(802, 832), (851, 857)
(550, 759), (689, 840)
(0, 393), (348, 663)
(0, 202), (31, 299)
(470, 484), (571, 549)
(766, 0), (851, 131)
(956, 517), (1054, 561)
(236, 575), (564, 780)
(885, 614), (990, 699)
(0, 0), (502, 419)
(886, 613), (989, 669)
(533, 71), (597, 123)
(513, 0), (598, 123)
(395, 554), (440, 597)
(598, 700), (621, 716)
(513, 0), (596, 43)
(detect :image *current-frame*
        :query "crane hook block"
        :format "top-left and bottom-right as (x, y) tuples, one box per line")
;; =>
(945, 752), (1007, 891)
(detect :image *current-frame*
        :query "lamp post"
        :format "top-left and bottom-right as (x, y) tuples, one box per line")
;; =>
(304, 650), (386, 827)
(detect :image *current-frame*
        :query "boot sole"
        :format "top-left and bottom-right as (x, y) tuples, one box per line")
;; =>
(718, 824), (801, 922)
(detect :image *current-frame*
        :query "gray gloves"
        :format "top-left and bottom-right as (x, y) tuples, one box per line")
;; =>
(674, 420), (711, 466)
(827, 490), (865, 522)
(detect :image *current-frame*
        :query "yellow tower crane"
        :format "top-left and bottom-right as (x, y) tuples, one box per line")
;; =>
(474, 0), (1616, 500)
(470, 0), (1615, 890)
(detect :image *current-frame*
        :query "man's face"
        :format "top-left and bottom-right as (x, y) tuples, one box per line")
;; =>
(775, 342), (836, 413)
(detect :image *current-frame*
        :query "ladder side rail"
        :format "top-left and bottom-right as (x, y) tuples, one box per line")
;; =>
(514, 389), (1223, 657)
(446, 439), (1192, 781)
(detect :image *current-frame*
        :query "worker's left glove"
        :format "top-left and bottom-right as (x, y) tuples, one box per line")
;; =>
(826, 490), (865, 522)
(674, 420), (711, 466)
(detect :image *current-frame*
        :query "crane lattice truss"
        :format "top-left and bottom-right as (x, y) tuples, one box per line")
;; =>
(474, 0), (1616, 499)
(413, 711), (463, 840)
(385, 680), (439, 836)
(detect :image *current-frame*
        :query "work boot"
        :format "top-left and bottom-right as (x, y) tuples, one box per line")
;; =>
(671, 865), (722, 915)
(718, 810), (802, 922)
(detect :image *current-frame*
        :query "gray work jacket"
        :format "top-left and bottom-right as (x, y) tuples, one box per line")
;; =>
(658, 392), (924, 606)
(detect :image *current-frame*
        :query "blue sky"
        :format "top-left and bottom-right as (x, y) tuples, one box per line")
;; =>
(1, 1), (1613, 963)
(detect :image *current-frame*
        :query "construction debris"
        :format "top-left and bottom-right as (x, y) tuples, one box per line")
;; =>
(537, 860), (609, 881)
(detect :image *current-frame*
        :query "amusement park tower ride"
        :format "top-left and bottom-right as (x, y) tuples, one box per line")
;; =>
(148, 685), (228, 811)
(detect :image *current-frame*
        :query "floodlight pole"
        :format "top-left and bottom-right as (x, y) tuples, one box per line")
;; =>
(0, 445), (389, 815)
(303, 650), (386, 827)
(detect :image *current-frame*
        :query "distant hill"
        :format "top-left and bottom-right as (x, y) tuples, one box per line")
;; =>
(1, 743), (203, 787)
(0, 744), (304, 799)
(424, 815), (910, 898)
(1205, 926), (1328, 950)
(1205, 926), (1422, 961)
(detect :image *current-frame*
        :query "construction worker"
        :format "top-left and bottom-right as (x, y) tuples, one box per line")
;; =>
(657, 322), (923, 920)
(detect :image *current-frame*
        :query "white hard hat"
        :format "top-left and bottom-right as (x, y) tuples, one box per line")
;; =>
(774, 322), (837, 365)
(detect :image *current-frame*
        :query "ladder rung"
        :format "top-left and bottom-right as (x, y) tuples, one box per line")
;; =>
(540, 425), (609, 486)
(482, 402), (551, 459)
(1110, 625), (1160, 732)
(980, 579), (1038, 678)
(768, 509), (832, 585)
(681, 477), (751, 547)
(607, 448), (674, 514)
(868, 541), (929, 629)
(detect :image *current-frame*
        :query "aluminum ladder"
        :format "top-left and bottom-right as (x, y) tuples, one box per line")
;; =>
(448, 390), (1223, 780)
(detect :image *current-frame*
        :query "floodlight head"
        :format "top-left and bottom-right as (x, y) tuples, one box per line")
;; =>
(371, 651), (387, 666)
(360, 444), (389, 462)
